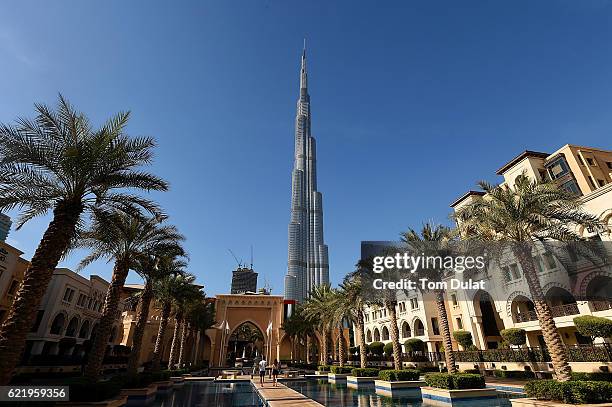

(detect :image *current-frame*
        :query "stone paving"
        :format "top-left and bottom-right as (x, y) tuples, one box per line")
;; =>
(250, 378), (324, 407)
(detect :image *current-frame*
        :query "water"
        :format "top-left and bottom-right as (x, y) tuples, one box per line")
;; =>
(152, 381), (262, 407)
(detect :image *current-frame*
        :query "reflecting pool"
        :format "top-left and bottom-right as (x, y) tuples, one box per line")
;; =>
(153, 381), (262, 407)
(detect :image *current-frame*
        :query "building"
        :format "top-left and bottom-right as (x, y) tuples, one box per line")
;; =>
(0, 241), (28, 324)
(359, 144), (612, 373)
(284, 44), (330, 302)
(0, 213), (11, 242)
(230, 266), (258, 294)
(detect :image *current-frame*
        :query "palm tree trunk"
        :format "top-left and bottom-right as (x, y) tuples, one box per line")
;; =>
(514, 243), (572, 381)
(357, 312), (367, 368)
(151, 303), (171, 371)
(320, 329), (328, 365)
(337, 324), (345, 367)
(385, 300), (402, 370)
(435, 290), (457, 374)
(177, 321), (187, 368)
(0, 201), (82, 385)
(168, 316), (181, 370)
(306, 335), (311, 365)
(84, 259), (130, 381)
(126, 279), (153, 377)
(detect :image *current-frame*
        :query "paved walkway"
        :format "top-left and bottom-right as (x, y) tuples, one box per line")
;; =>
(251, 379), (323, 407)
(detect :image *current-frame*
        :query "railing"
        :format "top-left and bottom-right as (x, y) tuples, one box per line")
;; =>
(515, 303), (580, 323)
(592, 300), (612, 312)
(453, 344), (612, 363)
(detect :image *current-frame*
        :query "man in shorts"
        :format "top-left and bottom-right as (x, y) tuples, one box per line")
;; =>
(258, 357), (267, 386)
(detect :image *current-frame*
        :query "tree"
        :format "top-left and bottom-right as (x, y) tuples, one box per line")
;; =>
(455, 174), (603, 381)
(303, 284), (336, 365)
(126, 247), (187, 377)
(167, 279), (202, 369)
(338, 275), (369, 368)
(453, 331), (473, 350)
(80, 212), (182, 380)
(401, 223), (459, 373)
(500, 328), (527, 347)
(0, 96), (167, 384)
(182, 294), (214, 367)
(574, 316), (612, 342)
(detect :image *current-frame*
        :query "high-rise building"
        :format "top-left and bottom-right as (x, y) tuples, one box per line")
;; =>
(231, 267), (258, 294)
(284, 44), (330, 302)
(0, 214), (11, 242)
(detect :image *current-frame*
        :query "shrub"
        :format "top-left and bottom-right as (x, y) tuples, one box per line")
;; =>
(571, 372), (612, 382)
(493, 370), (534, 379)
(330, 366), (353, 374)
(351, 368), (379, 377)
(318, 365), (331, 372)
(425, 373), (485, 389)
(383, 342), (394, 356)
(453, 330), (473, 349)
(369, 341), (384, 356)
(404, 338), (425, 352)
(462, 368), (480, 374)
(378, 369), (420, 381)
(500, 328), (527, 346)
(574, 316), (612, 340)
(525, 380), (612, 404)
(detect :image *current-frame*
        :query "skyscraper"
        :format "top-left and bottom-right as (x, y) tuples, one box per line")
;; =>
(284, 44), (330, 302)
(231, 266), (258, 294)
(0, 213), (11, 242)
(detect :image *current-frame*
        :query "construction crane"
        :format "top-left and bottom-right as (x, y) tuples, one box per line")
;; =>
(228, 249), (243, 268)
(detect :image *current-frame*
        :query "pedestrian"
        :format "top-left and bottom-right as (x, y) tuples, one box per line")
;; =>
(272, 359), (280, 386)
(259, 357), (267, 387)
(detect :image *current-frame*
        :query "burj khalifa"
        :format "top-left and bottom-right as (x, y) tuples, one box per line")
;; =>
(284, 44), (329, 303)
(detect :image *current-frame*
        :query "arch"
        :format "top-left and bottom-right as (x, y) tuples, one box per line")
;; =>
(545, 286), (576, 307)
(373, 327), (380, 342)
(580, 271), (612, 300)
(65, 316), (79, 337)
(510, 295), (536, 323)
(401, 321), (411, 338)
(50, 312), (66, 335)
(78, 320), (91, 339)
(227, 321), (265, 363)
(381, 326), (390, 341)
(413, 318), (425, 336)
(366, 329), (372, 343)
(506, 291), (532, 317)
(585, 275), (612, 300)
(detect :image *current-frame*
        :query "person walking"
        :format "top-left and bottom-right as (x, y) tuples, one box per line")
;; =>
(272, 359), (280, 387)
(258, 357), (267, 387)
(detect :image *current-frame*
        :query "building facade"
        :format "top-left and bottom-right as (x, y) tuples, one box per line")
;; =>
(231, 267), (258, 294)
(0, 213), (11, 242)
(284, 46), (330, 302)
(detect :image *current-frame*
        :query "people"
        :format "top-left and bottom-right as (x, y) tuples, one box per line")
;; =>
(258, 356), (267, 386)
(272, 359), (279, 386)
(252, 355), (261, 379)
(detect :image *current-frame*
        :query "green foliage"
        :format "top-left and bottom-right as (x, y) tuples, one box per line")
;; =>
(318, 365), (331, 372)
(500, 328), (527, 346)
(462, 369), (480, 374)
(571, 372), (612, 382)
(351, 368), (380, 377)
(493, 370), (534, 379)
(452, 330), (473, 349)
(404, 338), (425, 352)
(525, 380), (612, 404)
(368, 341), (384, 355)
(378, 369), (420, 381)
(383, 342), (394, 356)
(424, 373), (485, 389)
(574, 316), (612, 339)
(330, 366), (353, 374)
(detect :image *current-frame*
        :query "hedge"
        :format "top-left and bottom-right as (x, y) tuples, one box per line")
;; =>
(424, 373), (485, 390)
(571, 372), (612, 382)
(351, 368), (380, 377)
(318, 365), (331, 372)
(330, 366), (353, 374)
(383, 342), (394, 356)
(500, 328), (527, 346)
(462, 369), (480, 374)
(369, 341), (384, 355)
(453, 330), (473, 349)
(378, 369), (420, 381)
(525, 380), (612, 404)
(404, 338), (425, 352)
(493, 370), (534, 379)
(574, 316), (612, 339)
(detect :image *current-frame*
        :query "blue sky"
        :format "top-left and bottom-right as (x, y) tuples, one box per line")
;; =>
(1, 1), (611, 296)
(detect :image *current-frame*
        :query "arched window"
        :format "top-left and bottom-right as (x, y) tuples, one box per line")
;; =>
(373, 328), (380, 342)
(366, 329), (372, 343)
(401, 321), (411, 338)
(382, 326), (390, 341)
(50, 313), (66, 335)
(414, 319), (425, 336)
(65, 317), (79, 337)
(78, 320), (90, 338)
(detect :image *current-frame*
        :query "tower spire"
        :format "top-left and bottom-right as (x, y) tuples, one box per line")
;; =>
(300, 39), (307, 89)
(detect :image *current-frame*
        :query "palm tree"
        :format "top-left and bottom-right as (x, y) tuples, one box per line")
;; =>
(454, 174), (603, 381)
(126, 248), (187, 377)
(402, 223), (457, 374)
(184, 300), (215, 366)
(177, 289), (207, 368)
(281, 308), (303, 362)
(80, 212), (183, 380)
(0, 96), (167, 384)
(151, 273), (196, 371)
(168, 280), (201, 369)
(303, 284), (336, 365)
(338, 275), (368, 368)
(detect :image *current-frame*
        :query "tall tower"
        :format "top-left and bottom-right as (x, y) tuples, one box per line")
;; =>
(284, 43), (330, 302)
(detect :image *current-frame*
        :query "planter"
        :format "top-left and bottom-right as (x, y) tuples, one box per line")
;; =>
(374, 380), (425, 397)
(421, 386), (498, 406)
(58, 395), (128, 407)
(315, 371), (328, 376)
(347, 376), (375, 389)
(510, 399), (612, 407)
(170, 376), (184, 386)
(119, 384), (158, 406)
(328, 373), (349, 383)
(152, 381), (172, 395)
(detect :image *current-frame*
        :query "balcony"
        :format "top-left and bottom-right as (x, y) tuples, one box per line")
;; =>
(515, 303), (580, 323)
(592, 300), (612, 312)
